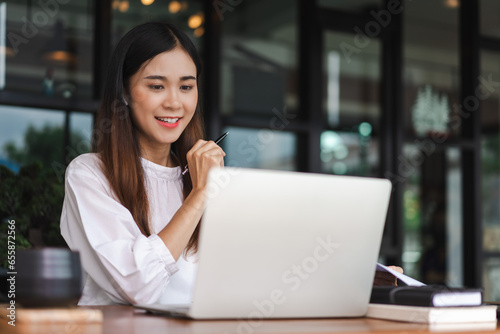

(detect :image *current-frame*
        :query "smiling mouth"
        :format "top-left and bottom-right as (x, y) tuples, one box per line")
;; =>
(155, 117), (180, 124)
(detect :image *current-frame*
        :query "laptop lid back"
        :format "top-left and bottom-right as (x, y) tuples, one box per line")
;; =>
(189, 167), (392, 319)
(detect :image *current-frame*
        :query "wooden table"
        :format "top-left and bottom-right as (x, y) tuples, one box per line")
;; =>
(3, 305), (500, 334)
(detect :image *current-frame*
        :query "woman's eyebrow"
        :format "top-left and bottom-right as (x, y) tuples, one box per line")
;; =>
(143, 75), (196, 81)
(180, 75), (196, 81)
(143, 75), (166, 80)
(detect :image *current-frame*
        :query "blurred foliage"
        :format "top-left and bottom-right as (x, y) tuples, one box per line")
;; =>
(403, 188), (421, 231)
(482, 133), (500, 175)
(0, 162), (67, 267)
(3, 124), (89, 168)
(0, 124), (90, 267)
(482, 133), (500, 225)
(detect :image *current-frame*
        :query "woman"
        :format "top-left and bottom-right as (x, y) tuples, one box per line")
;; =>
(60, 22), (225, 305)
(61, 22), (401, 307)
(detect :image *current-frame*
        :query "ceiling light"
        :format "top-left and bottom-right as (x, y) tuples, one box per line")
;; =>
(141, 0), (154, 5)
(444, 0), (459, 8)
(119, 1), (129, 12)
(169, 1), (181, 13)
(42, 20), (78, 64)
(193, 27), (204, 38)
(188, 13), (203, 29)
(44, 50), (77, 63)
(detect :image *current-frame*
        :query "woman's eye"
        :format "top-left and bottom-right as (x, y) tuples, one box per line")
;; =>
(181, 85), (193, 91)
(149, 85), (163, 90)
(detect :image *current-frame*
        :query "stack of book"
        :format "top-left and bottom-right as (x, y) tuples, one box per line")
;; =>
(367, 286), (498, 324)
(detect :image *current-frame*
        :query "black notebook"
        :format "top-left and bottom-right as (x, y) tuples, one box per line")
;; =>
(370, 286), (483, 307)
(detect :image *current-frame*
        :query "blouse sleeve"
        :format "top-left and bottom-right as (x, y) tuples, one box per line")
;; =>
(60, 157), (179, 305)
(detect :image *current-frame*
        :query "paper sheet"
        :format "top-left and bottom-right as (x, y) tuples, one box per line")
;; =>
(376, 263), (426, 286)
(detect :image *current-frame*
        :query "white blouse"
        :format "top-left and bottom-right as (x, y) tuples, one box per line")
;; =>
(60, 153), (197, 305)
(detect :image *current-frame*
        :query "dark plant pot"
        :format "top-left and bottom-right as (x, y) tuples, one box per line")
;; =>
(16, 248), (82, 308)
(0, 267), (8, 302)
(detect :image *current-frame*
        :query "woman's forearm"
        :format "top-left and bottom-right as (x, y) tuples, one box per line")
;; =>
(157, 189), (206, 260)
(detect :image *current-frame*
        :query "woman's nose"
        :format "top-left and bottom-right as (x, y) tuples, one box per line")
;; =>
(163, 88), (182, 110)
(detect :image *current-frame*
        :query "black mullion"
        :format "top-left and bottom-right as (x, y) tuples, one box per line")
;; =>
(480, 36), (500, 52)
(318, 8), (372, 35)
(222, 116), (309, 133)
(460, 0), (482, 288)
(298, 0), (322, 173)
(0, 91), (99, 112)
(483, 252), (500, 258)
(379, 0), (403, 266)
(91, 0), (111, 153)
(63, 110), (70, 165)
(92, 0), (112, 100)
(202, 0), (222, 140)
(401, 136), (477, 150)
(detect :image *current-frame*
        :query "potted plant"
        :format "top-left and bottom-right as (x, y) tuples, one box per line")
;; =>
(0, 162), (67, 300)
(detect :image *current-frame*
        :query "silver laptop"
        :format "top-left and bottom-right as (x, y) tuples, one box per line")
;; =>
(135, 167), (392, 319)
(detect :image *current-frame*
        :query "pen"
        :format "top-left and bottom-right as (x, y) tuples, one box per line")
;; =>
(181, 131), (229, 176)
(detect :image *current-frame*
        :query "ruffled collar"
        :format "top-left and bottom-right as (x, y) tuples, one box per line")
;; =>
(140, 157), (182, 181)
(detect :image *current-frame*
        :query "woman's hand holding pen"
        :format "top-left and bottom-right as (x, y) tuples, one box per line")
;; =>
(186, 139), (226, 193)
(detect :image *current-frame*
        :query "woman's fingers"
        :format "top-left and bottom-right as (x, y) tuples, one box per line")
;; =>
(373, 271), (398, 286)
(186, 139), (226, 191)
(373, 266), (403, 286)
(189, 141), (225, 166)
(186, 139), (208, 161)
(188, 140), (224, 157)
(388, 266), (403, 274)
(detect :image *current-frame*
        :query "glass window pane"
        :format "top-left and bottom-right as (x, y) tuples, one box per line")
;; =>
(2, 0), (94, 98)
(481, 50), (500, 263)
(68, 112), (93, 162)
(321, 31), (380, 178)
(320, 129), (379, 177)
(402, 1), (463, 287)
(480, 0), (500, 39)
(323, 31), (380, 129)
(111, 0), (204, 52)
(318, 0), (383, 12)
(221, 127), (297, 171)
(220, 0), (297, 118)
(0, 105), (65, 171)
(404, 0), (459, 139)
(401, 145), (463, 286)
(483, 258), (500, 302)
(0, 105), (68, 249)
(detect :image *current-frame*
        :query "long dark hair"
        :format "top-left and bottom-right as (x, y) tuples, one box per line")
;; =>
(92, 22), (205, 254)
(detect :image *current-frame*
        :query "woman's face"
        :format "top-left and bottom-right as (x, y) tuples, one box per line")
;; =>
(128, 47), (198, 156)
